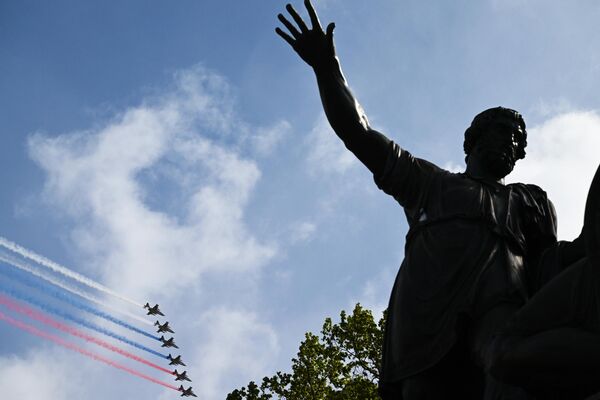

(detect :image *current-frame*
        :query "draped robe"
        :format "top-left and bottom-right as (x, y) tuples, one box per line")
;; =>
(375, 142), (558, 382)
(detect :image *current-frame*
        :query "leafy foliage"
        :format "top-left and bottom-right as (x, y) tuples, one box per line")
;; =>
(226, 304), (385, 400)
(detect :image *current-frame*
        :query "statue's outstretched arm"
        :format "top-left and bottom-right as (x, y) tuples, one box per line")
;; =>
(276, 0), (390, 175)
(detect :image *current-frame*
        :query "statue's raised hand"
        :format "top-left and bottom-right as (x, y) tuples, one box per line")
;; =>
(276, 0), (336, 69)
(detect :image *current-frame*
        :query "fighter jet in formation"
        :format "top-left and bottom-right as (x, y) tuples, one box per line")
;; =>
(173, 369), (191, 382)
(155, 320), (174, 334)
(160, 336), (178, 349)
(178, 385), (197, 397)
(167, 354), (186, 366)
(149, 309), (193, 387)
(144, 303), (164, 316)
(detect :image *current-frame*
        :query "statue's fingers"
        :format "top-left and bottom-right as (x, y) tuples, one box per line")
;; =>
(326, 22), (335, 37)
(278, 14), (301, 39)
(275, 27), (296, 47)
(286, 3), (309, 33)
(326, 22), (336, 47)
(304, 0), (323, 31)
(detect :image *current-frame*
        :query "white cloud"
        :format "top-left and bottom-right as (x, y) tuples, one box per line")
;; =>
(0, 349), (85, 400)
(190, 307), (279, 399)
(508, 110), (600, 240)
(304, 115), (357, 177)
(529, 97), (574, 120)
(249, 121), (291, 157)
(27, 65), (277, 301)
(443, 161), (463, 173)
(288, 220), (317, 244)
(9, 64), (289, 400)
(352, 265), (396, 319)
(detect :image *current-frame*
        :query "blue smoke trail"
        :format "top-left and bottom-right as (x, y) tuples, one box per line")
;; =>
(0, 251), (153, 326)
(0, 284), (168, 360)
(0, 265), (160, 341)
(0, 235), (142, 307)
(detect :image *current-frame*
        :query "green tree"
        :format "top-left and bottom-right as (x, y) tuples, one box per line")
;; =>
(226, 304), (385, 400)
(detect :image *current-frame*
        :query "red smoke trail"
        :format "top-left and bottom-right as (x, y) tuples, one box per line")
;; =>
(0, 311), (180, 391)
(0, 295), (173, 375)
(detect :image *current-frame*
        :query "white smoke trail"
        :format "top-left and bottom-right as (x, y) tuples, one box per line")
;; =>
(0, 236), (143, 307)
(0, 252), (153, 326)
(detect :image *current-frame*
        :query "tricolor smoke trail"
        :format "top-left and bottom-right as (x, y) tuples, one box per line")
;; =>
(0, 263), (160, 340)
(0, 284), (168, 359)
(0, 310), (179, 391)
(0, 294), (173, 374)
(0, 252), (153, 326)
(0, 235), (142, 307)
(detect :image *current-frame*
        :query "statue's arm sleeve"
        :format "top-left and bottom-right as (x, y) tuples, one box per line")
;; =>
(373, 141), (440, 210)
(525, 188), (585, 292)
(522, 187), (559, 292)
(312, 57), (440, 208)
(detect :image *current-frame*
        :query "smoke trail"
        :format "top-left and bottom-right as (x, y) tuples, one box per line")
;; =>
(0, 235), (142, 307)
(0, 284), (168, 359)
(0, 252), (153, 326)
(0, 261), (160, 341)
(0, 311), (180, 391)
(0, 294), (174, 374)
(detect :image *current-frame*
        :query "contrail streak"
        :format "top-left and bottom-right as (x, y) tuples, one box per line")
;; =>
(0, 252), (153, 326)
(0, 294), (173, 375)
(0, 311), (180, 391)
(0, 284), (168, 359)
(0, 235), (142, 307)
(0, 262), (160, 341)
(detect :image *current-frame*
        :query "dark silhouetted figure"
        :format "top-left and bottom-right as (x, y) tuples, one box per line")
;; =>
(277, 1), (595, 399)
(489, 163), (600, 399)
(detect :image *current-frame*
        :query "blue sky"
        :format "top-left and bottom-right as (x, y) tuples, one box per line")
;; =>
(2, 1), (600, 399)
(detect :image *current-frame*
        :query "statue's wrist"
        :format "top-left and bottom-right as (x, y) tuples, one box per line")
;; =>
(312, 55), (339, 74)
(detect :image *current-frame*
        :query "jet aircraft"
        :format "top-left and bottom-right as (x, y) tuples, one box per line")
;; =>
(144, 303), (164, 316)
(173, 369), (191, 382)
(178, 385), (197, 397)
(160, 335), (178, 348)
(155, 320), (174, 334)
(167, 354), (186, 366)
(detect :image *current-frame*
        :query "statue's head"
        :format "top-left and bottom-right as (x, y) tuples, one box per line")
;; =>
(463, 106), (527, 179)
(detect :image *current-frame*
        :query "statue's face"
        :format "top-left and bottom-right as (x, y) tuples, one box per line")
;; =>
(473, 122), (522, 179)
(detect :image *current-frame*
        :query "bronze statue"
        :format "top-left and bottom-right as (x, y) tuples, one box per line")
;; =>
(276, 1), (597, 398)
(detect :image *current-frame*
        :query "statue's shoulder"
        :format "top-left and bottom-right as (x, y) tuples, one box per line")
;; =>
(510, 183), (556, 236)
(509, 183), (554, 215)
(509, 183), (556, 226)
(508, 182), (549, 200)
